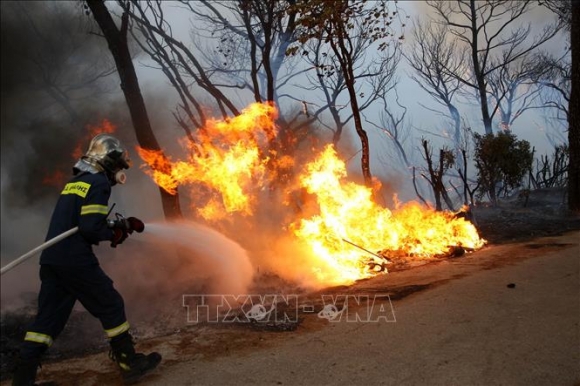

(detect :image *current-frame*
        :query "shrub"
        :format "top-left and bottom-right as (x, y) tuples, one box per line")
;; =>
(473, 131), (533, 205)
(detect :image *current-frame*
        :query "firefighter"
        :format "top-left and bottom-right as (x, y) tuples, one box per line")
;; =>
(12, 134), (161, 385)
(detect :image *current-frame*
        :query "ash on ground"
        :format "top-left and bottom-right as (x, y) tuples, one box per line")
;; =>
(473, 187), (580, 244)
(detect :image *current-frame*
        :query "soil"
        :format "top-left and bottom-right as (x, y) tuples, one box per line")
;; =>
(1, 187), (579, 384)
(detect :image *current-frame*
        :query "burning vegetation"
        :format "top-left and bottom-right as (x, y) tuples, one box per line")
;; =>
(138, 102), (485, 286)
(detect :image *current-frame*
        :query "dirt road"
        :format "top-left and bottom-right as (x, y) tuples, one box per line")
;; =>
(4, 231), (579, 386)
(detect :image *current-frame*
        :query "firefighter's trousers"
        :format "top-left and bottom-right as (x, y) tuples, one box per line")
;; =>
(20, 264), (129, 360)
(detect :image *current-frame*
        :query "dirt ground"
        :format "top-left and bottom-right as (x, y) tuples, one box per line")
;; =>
(1, 187), (579, 385)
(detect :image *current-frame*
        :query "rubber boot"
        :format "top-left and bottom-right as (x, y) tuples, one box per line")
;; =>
(11, 357), (39, 386)
(109, 332), (161, 384)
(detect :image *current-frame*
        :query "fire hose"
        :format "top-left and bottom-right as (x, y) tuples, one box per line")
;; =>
(1, 204), (116, 276)
(0, 227), (79, 275)
(0, 208), (144, 276)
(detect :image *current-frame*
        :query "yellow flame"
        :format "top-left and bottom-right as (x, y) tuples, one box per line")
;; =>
(138, 102), (486, 286)
(291, 145), (485, 285)
(137, 102), (278, 219)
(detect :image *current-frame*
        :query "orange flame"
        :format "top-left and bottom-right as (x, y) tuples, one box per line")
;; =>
(42, 119), (117, 188)
(290, 145), (485, 284)
(138, 102), (486, 285)
(72, 119), (116, 160)
(42, 169), (66, 188)
(138, 102), (279, 220)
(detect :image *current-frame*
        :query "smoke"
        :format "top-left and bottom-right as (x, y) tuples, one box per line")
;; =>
(0, 1), (111, 231)
(405, 0), (565, 53)
(0, 0), (250, 320)
(0, 1), (164, 314)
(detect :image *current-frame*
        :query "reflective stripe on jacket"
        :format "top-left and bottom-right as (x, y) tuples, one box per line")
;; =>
(40, 172), (114, 266)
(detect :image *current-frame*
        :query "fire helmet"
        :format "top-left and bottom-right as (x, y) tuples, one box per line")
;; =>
(78, 133), (132, 184)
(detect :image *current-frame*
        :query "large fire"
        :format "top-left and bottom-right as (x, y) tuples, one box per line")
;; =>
(138, 102), (485, 285)
(291, 145), (484, 283)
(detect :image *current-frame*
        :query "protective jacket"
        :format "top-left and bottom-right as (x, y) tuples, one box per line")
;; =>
(40, 171), (114, 266)
(12, 134), (160, 386)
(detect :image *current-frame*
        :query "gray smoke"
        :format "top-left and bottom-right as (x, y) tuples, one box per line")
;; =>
(1, 1), (120, 216)
(0, 2), (255, 356)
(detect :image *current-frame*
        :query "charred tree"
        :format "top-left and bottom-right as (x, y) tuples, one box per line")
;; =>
(365, 89), (413, 175)
(1, 1), (116, 126)
(420, 139), (455, 211)
(532, 49), (570, 142)
(291, 0), (403, 189)
(406, 19), (463, 148)
(569, 0), (580, 212)
(425, 0), (559, 134)
(300, 22), (400, 148)
(538, 0), (577, 212)
(457, 148), (479, 205)
(85, 0), (182, 219)
(487, 55), (543, 131)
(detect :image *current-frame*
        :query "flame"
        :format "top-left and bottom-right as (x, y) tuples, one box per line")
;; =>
(138, 102), (486, 286)
(42, 169), (66, 188)
(42, 119), (117, 188)
(72, 119), (116, 159)
(138, 102), (279, 220)
(290, 145), (485, 284)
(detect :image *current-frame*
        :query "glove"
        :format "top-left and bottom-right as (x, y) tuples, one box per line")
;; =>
(107, 214), (144, 248)
(111, 227), (129, 248)
(107, 217), (145, 234)
(126, 217), (145, 233)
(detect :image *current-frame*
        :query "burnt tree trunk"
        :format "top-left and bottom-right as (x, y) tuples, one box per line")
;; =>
(422, 140), (442, 211)
(86, 0), (182, 219)
(468, 0), (493, 135)
(350, 93), (373, 188)
(332, 23), (373, 188)
(569, 0), (580, 213)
